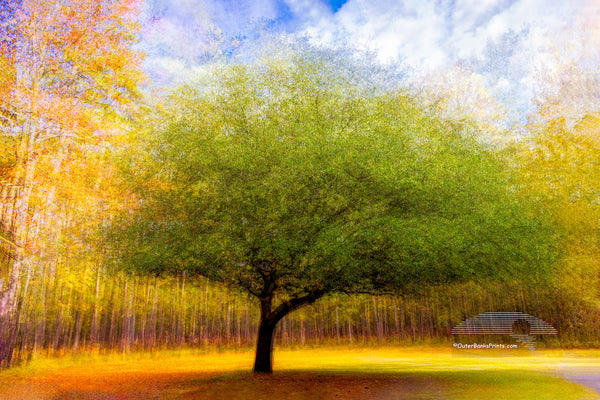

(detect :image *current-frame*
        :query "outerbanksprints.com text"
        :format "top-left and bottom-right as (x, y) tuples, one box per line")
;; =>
(452, 343), (519, 349)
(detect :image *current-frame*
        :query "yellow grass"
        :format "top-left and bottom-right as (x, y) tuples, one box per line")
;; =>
(0, 346), (598, 399)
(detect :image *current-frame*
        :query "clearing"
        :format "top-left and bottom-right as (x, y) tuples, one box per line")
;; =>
(0, 346), (598, 399)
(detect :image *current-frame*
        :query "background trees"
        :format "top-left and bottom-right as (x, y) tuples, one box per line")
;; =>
(111, 52), (556, 372)
(518, 114), (600, 321)
(0, 0), (143, 367)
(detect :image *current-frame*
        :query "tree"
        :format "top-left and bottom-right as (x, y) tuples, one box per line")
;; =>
(112, 52), (555, 373)
(0, 0), (143, 366)
(519, 115), (600, 301)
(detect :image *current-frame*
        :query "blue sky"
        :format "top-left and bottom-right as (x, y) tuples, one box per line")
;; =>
(138, 0), (600, 124)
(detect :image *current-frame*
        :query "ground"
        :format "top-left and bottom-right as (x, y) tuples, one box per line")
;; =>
(0, 346), (598, 399)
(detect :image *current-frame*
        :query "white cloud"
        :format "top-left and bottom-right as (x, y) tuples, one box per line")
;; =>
(284, 0), (331, 22)
(140, 0), (290, 87)
(144, 57), (191, 87)
(296, 0), (592, 120)
(138, 0), (600, 120)
(312, 0), (448, 66)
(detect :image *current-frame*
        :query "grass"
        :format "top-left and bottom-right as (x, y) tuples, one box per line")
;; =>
(0, 346), (598, 399)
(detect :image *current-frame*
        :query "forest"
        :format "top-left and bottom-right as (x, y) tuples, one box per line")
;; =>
(1, 0), (600, 374)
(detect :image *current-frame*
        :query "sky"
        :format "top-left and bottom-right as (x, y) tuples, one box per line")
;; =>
(138, 0), (600, 124)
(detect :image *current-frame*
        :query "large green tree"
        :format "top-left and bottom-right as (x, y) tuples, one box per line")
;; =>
(112, 52), (555, 373)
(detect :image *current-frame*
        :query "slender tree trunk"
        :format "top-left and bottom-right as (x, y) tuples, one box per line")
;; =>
(236, 302), (241, 346)
(225, 302), (231, 344)
(393, 299), (399, 337)
(335, 307), (340, 343)
(300, 316), (305, 346)
(149, 278), (158, 348)
(244, 309), (250, 345)
(347, 318), (353, 344)
(72, 308), (83, 353)
(179, 274), (186, 346)
(90, 268), (101, 348)
(121, 280), (129, 352)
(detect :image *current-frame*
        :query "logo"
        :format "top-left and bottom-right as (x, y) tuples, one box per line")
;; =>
(452, 312), (557, 349)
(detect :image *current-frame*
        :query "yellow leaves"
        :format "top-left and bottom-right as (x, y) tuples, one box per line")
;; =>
(574, 114), (600, 145)
(0, 0), (144, 278)
(0, 56), (14, 96)
(519, 113), (600, 299)
(190, 181), (213, 198)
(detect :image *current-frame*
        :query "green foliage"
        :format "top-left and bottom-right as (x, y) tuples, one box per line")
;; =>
(112, 51), (555, 300)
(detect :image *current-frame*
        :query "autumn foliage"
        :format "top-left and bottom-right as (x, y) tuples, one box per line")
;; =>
(0, 0), (143, 366)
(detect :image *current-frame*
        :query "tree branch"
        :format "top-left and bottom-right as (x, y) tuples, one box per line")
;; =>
(234, 275), (261, 298)
(271, 288), (327, 324)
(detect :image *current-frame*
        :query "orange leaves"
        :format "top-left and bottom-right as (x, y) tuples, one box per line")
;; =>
(0, 0), (145, 200)
(0, 0), (145, 255)
(9, 0), (144, 116)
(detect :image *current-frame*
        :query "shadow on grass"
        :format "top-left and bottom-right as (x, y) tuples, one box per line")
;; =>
(116, 369), (596, 400)
(5, 369), (598, 400)
(170, 371), (446, 400)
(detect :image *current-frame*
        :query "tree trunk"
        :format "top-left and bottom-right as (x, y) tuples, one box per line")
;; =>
(253, 315), (276, 373)
(252, 287), (326, 373)
(253, 294), (276, 373)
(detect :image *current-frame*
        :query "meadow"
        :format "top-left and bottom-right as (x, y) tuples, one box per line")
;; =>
(1, 346), (599, 399)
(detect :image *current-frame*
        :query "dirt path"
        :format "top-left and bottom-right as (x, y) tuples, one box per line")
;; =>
(560, 367), (600, 395)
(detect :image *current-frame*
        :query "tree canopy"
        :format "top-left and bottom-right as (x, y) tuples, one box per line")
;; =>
(111, 53), (556, 372)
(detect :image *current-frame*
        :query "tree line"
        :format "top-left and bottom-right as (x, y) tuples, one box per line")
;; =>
(2, 267), (598, 367)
